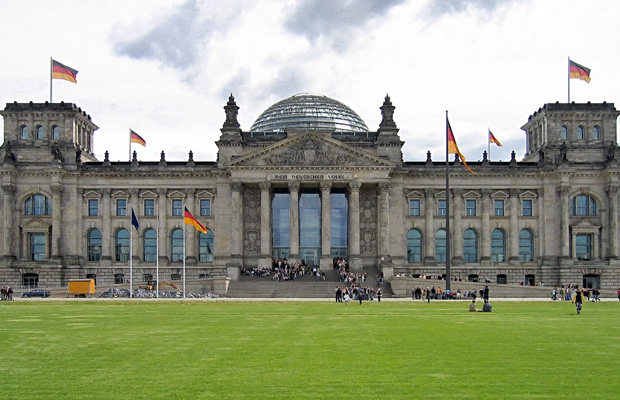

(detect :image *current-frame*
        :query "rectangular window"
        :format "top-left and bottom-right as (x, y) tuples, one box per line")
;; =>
(200, 199), (211, 216)
(494, 199), (505, 216)
(30, 233), (46, 261)
(144, 199), (155, 216)
(172, 199), (183, 216)
(522, 199), (533, 216)
(466, 199), (476, 216)
(88, 199), (99, 216)
(116, 199), (127, 216)
(438, 199), (447, 216)
(409, 199), (420, 216)
(576, 234), (591, 261)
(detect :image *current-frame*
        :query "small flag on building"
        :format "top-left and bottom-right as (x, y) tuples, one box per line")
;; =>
(184, 207), (207, 234)
(52, 59), (78, 83)
(130, 129), (146, 147)
(569, 60), (591, 83)
(489, 129), (502, 147)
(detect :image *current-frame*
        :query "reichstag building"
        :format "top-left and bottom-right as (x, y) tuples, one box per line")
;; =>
(1, 94), (619, 291)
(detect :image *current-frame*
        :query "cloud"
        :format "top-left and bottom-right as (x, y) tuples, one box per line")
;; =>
(284, 0), (406, 49)
(424, 0), (517, 19)
(111, 0), (209, 69)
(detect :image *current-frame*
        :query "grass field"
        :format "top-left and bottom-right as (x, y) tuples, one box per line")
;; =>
(1, 299), (618, 399)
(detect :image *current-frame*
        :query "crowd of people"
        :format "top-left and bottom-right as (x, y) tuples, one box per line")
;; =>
(551, 286), (602, 302)
(409, 285), (490, 302)
(1, 285), (14, 301)
(335, 285), (381, 304)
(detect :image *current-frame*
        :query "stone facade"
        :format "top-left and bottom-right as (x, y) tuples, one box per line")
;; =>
(1, 96), (620, 291)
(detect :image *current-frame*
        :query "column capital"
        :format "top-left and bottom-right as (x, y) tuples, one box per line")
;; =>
(481, 189), (492, 197)
(557, 185), (571, 196)
(157, 188), (167, 196)
(378, 182), (391, 192)
(320, 181), (332, 192)
(288, 181), (300, 191)
(129, 188), (139, 196)
(259, 181), (271, 191)
(348, 180), (361, 192)
(510, 188), (520, 197)
(452, 188), (463, 196)
(606, 184), (619, 196)
(230, 182), (242, 192)
(102, 188), (111, 196)
(50, 185), (64, 195)
(424, 188), (435, 197)
(184, 188), (196, 196)
(1, 184), (16, 194)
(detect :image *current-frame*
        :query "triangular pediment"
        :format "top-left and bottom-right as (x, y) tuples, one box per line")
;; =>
(21, 218), (52, 230)
(227, 132), (394, 169)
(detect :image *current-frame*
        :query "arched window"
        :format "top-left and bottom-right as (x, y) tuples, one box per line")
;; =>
(463, 229), (478, 262)
(87, 228), (102, 262)
(21, 125), (29, 139)
(24, 194), (52, 215)
(407, 229), (422, 262)
(491, 229), (506, 262)
(577, 126), (584, 140)
(560, 126), (567, 140)
(35, 125), (45, 140)
(592, 126), (600, 140)
(171, 228), (184, 262)
(519, 229), (534, 262)
(143, 228), (157, 262)
(51, 125), (60, 140)
(570, 195), (596, 216)
(115, 229), (130, 262)
(199, 230), (214, 262)
(435, 229), (447, 262)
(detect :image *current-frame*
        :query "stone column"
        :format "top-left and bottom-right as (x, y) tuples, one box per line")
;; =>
(259, 181), (272, 268)
(1, 184), (15, 258)
(320, 181), (332, 268)
(509, 189), (520, 262)
(424, 188), (435, 263)
(101, 189), (112, 261)
(130, 189), (140, 262)
(378, 182), (390, 257)
(452, 189), (463, 264)
(50, 184), (64, 258)
(481, 189), (491, 262)
(558, 186), (570, 259)
(348, 181), (361, 264)
(185, 188), (196, 262)
(288, 181), (300, 261)
(230, 182), (243, 258)
(607, 185), (619, 258)
(157, 188), (168, 264)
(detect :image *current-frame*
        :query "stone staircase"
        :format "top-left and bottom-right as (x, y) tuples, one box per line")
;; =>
(225, 266), (393, 298)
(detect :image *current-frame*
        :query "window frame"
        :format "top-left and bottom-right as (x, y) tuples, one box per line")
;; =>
(144, 199), (155, 216)
(494, 199), (505, 216)
(465, 199), (477, 216)
(438, 199), (447, 216)
(199, 230), (214, 262)
(171, 228), (184, 261)
(116, 199), (127, 217)
(462, 228), (478, 262)
(407, 229), (422, 262)
(519, 229), (534, 262)
(87, 228), (102, 262)
(200, 199), (211, 217)
(491, 229), (506, 262)
(115, 229), (130, 262)
(172, 199), (183, 216)
(409, 199), (421, 216)
(522, 199), (533, 217)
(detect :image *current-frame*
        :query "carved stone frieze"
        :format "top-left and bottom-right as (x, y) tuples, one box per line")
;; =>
(359, 186), (377, 255)
(243, 187), (261, 255)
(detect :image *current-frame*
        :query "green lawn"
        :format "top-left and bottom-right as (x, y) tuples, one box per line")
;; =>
(1, 300), (618, 399)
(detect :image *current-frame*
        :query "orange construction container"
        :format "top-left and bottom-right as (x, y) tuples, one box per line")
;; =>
(68, 279), (95, 297)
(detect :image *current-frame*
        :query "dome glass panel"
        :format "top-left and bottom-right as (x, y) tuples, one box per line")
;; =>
(250, 94), (368, 133)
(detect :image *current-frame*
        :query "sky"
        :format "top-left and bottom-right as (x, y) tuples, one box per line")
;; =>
(1, 0), (618, 164)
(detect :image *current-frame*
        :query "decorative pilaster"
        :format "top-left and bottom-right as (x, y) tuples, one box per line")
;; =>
(230, 182), (243, 258)
(378, 182), (391, 257)
(320, 181), (332, 267)
(259, 181), (272, 267)
(288, 181), (300, 260)
(452, 189), (463, 264)
(607, 185), (618, 258)
(424, 188), (435, 262)
(157, 188), (168, 263)
(50, 185), (64, 258)
(101, 189), (112, 260)
(509, 189), (520, 262)
(481, 189), (491, 261)
(558, 186), (571, 258)
(348, 181), (361, 260)
(1, 184), (16, 258)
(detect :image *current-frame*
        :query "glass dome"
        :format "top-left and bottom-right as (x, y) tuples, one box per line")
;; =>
(250, 94), (369, 133)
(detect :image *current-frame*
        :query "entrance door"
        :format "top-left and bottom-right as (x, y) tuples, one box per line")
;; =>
(583, 274), (599, 289)
(300, 247), (321, 266)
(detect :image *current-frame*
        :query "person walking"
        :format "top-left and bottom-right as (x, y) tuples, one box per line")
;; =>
(483, 285), (489, 303)
(575, 289), (583, 314)
(377, 288), (382, 303)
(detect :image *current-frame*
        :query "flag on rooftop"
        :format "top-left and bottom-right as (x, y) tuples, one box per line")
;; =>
(130, 129), (146, 146)
(51, 59), (78, 83)
(447, 119), (475, 174)
(184, 207), (207, 234)
(489, 129), (502, 147)
(569, 60), (591, 83)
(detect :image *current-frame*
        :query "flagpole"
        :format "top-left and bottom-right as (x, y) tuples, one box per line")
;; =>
(129, 218), (133, 298)
(488, 128), (491, 162)
(156, 202), (159, 299)
(129, 128), (132, 162)
(183, 203), (186, 299)
(568, 57), (571, 103)
(50, 57), (53, 103)
(445, 111), (451, 291)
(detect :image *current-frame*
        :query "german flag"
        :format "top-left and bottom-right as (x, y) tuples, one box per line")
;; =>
(489, 129), (502, 147)
(52, 60), (78, 83)
(130, 129), (146, 147)
(447, 119), (475, 174)
(184, 207), (207, 234)
(569, 60), (591, 83)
